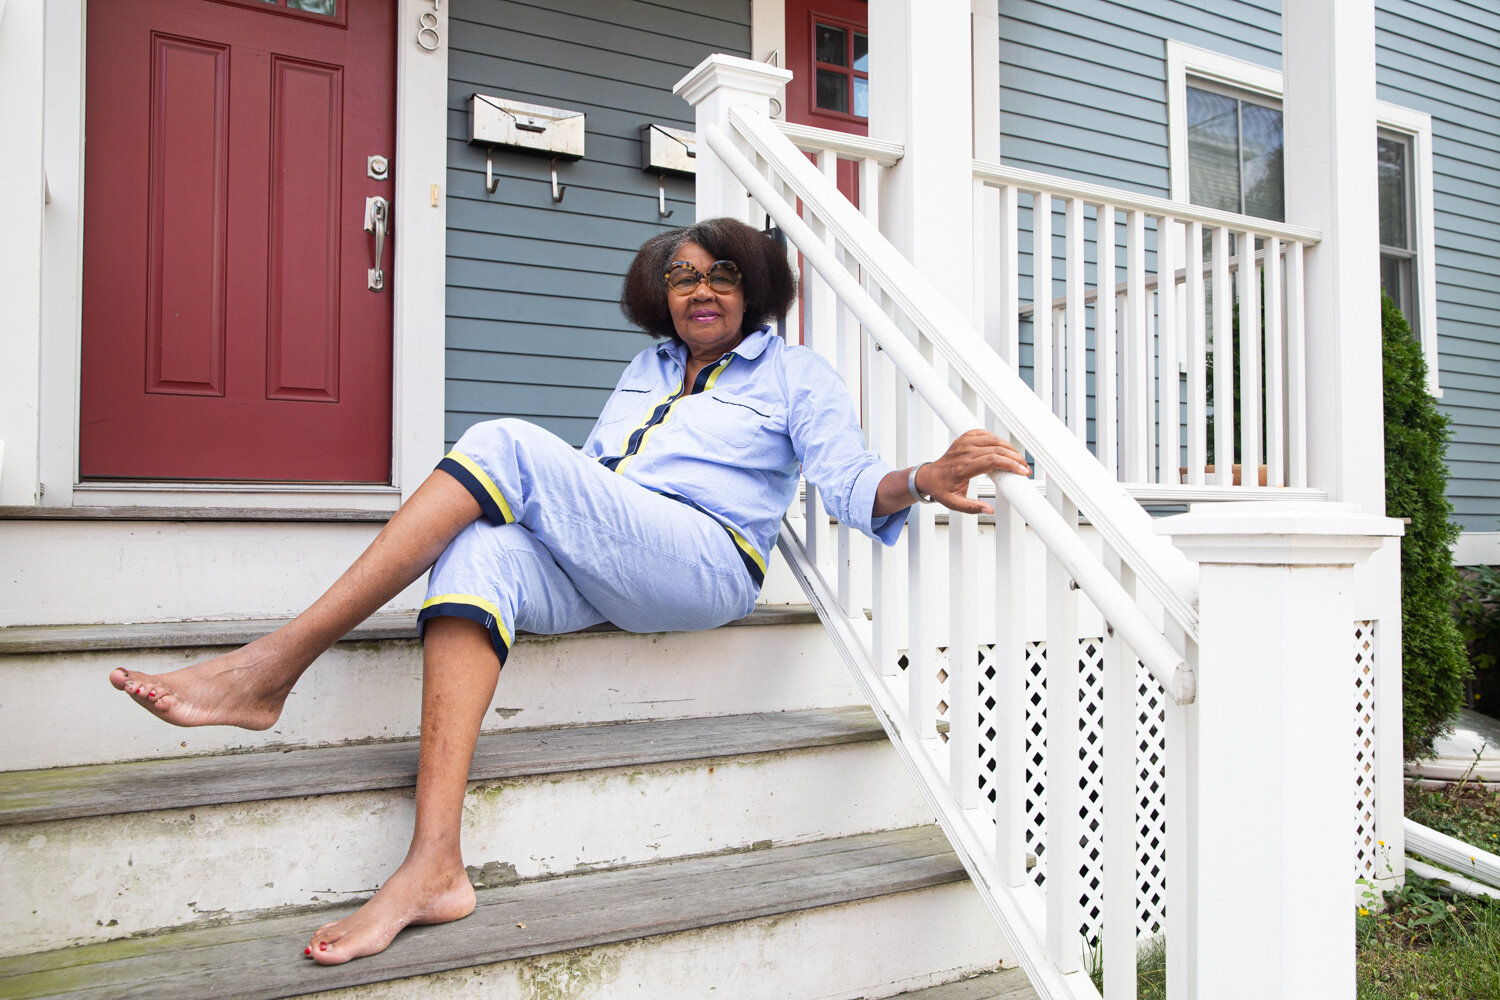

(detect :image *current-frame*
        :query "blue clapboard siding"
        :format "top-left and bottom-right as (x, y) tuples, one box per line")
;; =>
(1376, 0), (1500, 532)
(998, 0), (1500, 530)
(445, 0), (750, 447)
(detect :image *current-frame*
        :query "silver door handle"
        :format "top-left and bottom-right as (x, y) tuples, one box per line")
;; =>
(364, 196), (390, 291)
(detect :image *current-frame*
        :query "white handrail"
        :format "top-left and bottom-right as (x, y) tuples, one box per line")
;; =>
(973, 159), (1323, 246)
(707, 119), (1196, 705)
(722, 105), (1202, 646)
(773, 119), (905, 164)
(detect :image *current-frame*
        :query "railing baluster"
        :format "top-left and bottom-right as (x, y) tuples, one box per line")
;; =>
(1124, 210), (1148, 482)
(1102, 549), (1138, 1000)
(834, 241), (858, 611)
(1211, 226), (1233, 486)
(1033, 191), (1054, 411)
(992, 418), (1030, 885)
(999, 185), (1021, 366)
(1098, 204), (1118, 476)
(1044, 483), (1084, 973)
(1066, 197), (1087, 442)
(1287, 241), (1308, 488)
(949, 379), (981, 808)
(1186, 221), (1207, 485)
(1165, 619), (1199, 999)
(1158, 216), (1179, 487)
(1264, 237), (1285, 487)
(1237, 229), (1262, 482)
(907, 341), (939, 740)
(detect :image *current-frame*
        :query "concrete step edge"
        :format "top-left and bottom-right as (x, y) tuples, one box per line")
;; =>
(0, 705), (885, 825)
(0, 826), (976, 1000)
(0, 604), (821, 656)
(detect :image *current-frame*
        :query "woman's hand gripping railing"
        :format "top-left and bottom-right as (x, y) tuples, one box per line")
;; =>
(704, 117), (1196, 706)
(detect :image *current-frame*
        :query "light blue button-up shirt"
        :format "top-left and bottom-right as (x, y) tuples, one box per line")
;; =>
(582, 327), (909, 584)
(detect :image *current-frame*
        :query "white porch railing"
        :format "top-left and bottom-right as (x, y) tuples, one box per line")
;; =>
(973, 162), (1324, 501)
(676, 53), (1400, 1000)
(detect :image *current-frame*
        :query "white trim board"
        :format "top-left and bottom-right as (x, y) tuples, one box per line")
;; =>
(30, 0), (448, 511)
(1454, 531), (1500, 567)
(1164, 39), (1441, 397)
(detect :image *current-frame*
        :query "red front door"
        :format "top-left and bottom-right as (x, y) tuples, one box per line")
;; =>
(785, 0), (867, 202)
(80, 0), (396, 483)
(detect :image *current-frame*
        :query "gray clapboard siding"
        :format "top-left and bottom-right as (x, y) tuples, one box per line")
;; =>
(445, 0), (749, 449)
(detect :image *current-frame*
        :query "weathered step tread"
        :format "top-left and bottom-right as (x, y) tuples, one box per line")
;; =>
(0, 826), (967, 1000)
(0, 604), (820, 655)
(895, 967), (1040, 999)
(0, 705), (885, 826)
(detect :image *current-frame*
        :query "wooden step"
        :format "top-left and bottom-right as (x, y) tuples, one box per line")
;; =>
(0, 605), (821, 656)
(0, 706), (884, 826)
(0, 827), (1004, 1000)
(896, 968), (1040, 999)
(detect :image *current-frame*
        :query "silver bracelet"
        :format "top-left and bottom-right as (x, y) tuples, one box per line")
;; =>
(907, 462), (935, 504)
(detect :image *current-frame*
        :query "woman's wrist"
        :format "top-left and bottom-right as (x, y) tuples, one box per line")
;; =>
(907, 463), (935, 504)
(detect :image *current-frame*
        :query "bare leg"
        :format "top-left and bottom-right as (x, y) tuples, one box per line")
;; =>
(305, 615), (500, 964)
(110, 471), (482, 729)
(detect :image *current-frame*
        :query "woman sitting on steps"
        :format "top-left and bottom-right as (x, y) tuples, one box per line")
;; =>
(109, 217), (1029, 965)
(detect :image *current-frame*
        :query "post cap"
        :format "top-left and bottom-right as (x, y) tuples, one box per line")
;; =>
(1157, 501), (1404, 566)
(674, 54), (793, 108)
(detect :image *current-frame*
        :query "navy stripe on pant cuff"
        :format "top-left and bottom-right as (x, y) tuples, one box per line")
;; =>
(435, 456), (509, 525)
(417, 602), (511, 666)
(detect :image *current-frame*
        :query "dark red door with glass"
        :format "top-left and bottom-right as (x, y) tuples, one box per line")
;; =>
(80, 0), (396, 482)
(785, 0), (868, 202)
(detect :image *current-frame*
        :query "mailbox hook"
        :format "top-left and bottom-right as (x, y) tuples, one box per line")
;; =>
(657, 175), (673, 219)
(550, 157), (566, 203)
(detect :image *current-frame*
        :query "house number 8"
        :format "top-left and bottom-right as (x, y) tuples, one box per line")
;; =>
(416, 2), (441, 51)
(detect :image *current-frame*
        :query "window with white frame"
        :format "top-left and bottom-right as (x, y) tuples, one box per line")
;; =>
(1166, 40), (1441, 393)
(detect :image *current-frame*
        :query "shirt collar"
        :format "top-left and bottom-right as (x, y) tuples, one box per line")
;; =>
(654, 325), (776, 365)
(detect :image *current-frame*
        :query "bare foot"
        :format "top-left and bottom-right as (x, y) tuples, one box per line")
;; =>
(108, 636), (302, 730)
(304, 856), (476, 965)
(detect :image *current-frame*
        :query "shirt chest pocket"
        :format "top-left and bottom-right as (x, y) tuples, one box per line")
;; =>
(690, 392), (776, 451)
(593, 386), (655, 451)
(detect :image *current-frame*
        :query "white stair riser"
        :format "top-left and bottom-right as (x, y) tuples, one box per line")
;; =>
(0, 521), (806, 627)
(4, 624), (858, 769)
(0, 742), (933, 956)
(317, 883), (1010, 1000)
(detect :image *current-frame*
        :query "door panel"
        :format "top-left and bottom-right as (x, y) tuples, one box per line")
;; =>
(81, 0), (395, 483)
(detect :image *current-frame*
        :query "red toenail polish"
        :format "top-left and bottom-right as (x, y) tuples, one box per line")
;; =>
(319, 943), (327, 951)
(304, 946), (311, 955)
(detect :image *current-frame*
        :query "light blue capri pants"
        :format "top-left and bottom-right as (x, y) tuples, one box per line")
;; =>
(420, 419), (761, 665)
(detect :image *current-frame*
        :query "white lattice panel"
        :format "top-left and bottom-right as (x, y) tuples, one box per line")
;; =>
(1354, 621), (1379, 878)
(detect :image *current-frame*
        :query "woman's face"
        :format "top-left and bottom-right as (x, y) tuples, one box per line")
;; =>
(667, 241), (747, 361)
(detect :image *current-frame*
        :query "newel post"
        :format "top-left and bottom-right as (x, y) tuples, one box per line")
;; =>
(673, 55), (791, 224)
(1159, 502), (1402, 1000)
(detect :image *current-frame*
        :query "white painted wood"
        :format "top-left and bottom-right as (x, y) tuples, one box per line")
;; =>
(1236, 231), (1262, 479)
(948, 500), (980, 809)
(1095, 205), (1118, 476)
(1283, 0), (1384, 512)
(0, 0), (45, 506)
(998, 185), (1021, 366)
(1065, 198), (1086, 441)
(1374, 103), (1440, 396)
(1405, 821), (1500, 891)
(1158, 216), (1179, 486)
(992, 450), (1030, 888)
(1264, 237), (1286, 487)
(1033, 192), (1054, 412)
(1101, 553), (1137, 1000)
(1164, 618), (1199, 1000)
(674, 55), (791, 223)
(774, 120), (904, 165)
(1211, 227), (1233, 487)
(709, 120), (1196, 701)
(973, 161), (1320, 247)
(1124, 211), (1148, 483)
(1286, 241), (1309, 488)
(1161, 503), (1401, 1000)
(1043, 486), (1082, 973)
(1185, 221), (1207, 485)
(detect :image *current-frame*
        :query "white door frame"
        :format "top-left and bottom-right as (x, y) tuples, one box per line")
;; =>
(35, 0), (446, 510)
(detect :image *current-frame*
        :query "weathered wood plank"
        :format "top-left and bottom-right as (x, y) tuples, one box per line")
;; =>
(0, 827), (966, 1000)
(0, 706), (884, 826)
(897, 968), (1040, 999)
(0, 605), (820, 655)
(0, 506), (393, 522)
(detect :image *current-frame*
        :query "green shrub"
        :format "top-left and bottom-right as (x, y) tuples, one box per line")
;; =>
(1383, 294), (1469, 759)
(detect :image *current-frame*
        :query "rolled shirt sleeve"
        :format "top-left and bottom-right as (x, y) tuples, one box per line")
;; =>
(784, 348), (910, 546)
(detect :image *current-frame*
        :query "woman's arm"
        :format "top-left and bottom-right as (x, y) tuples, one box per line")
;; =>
(872, 429), (1031, 518)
